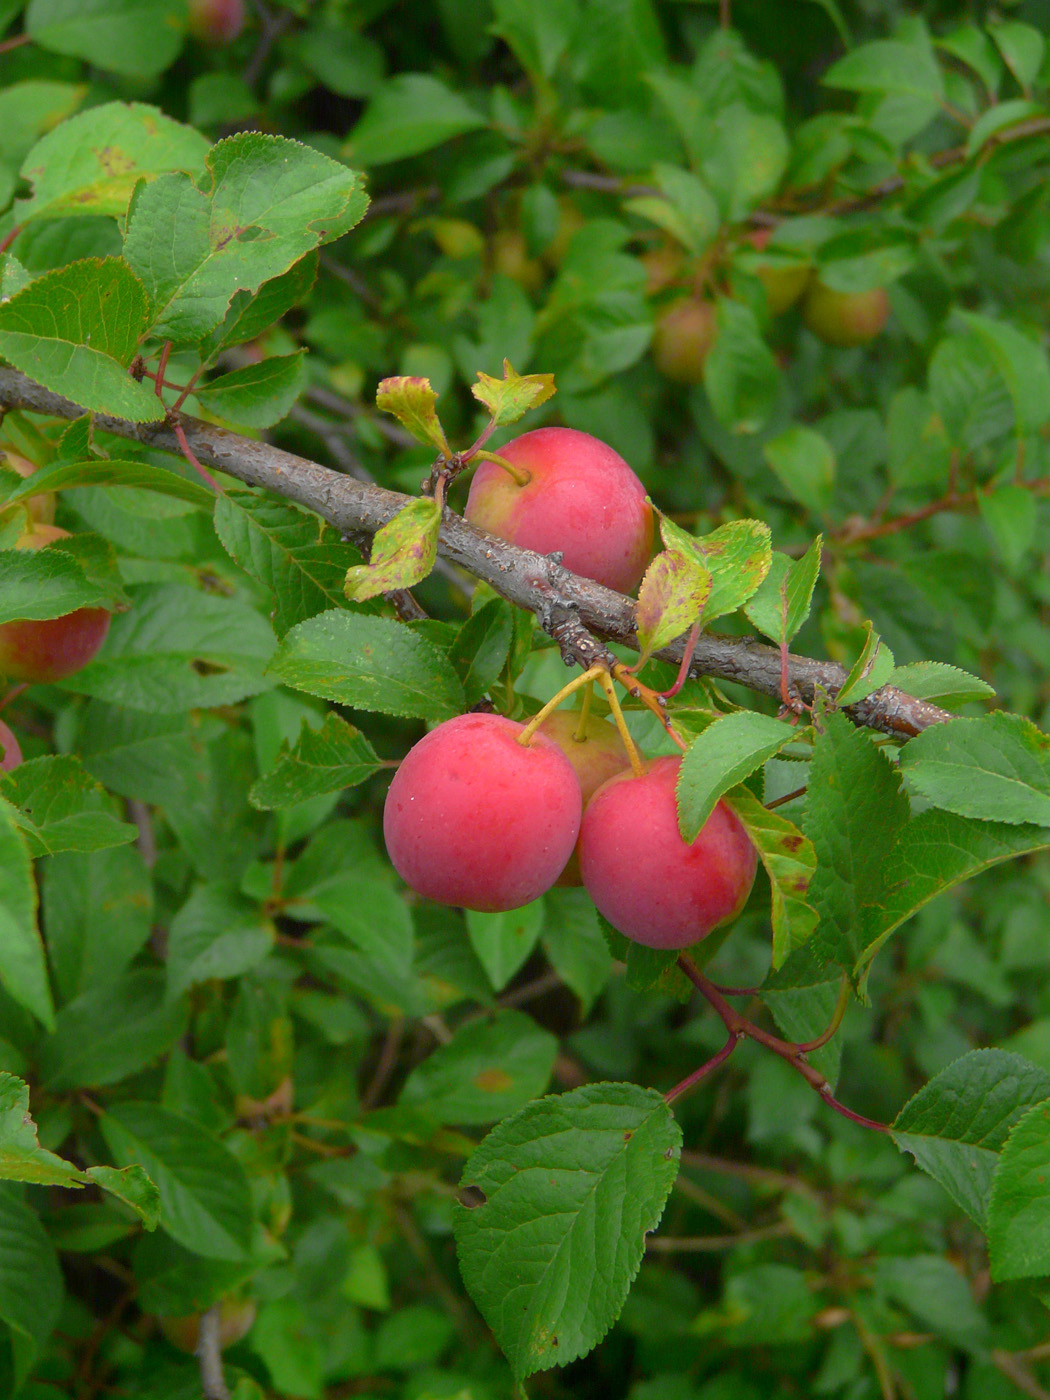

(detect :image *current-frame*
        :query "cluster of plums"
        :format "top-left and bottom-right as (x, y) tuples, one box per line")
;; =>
(383, 709), (757, 950)
(0, 450), (113, 770)
(385, 425), (758, 950)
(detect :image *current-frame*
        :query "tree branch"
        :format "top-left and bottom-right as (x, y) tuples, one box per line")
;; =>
(0, 368), (954, 738)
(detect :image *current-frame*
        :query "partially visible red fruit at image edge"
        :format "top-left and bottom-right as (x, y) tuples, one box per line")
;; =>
(535, 709), (631, 886)
(464, 427), (654, 595)
(0, 719), (21, 771)
(383, 712), (583, 913)
(188, 0), (245, 44)
(579, 755), (757, 949)
(0, 524), (111, 683)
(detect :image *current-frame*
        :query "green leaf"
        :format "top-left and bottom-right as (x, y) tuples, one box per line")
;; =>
(123, 133), (368, 341)
(400, 1010), (558, 1124)
(0, 798), (53, 1030)
(84, 1164), (161, 1231)
(375, 376), (450, 454)
(466, 900), (545, 992)
(202, 253), (319, 360)
(660, 516), (772, 626)
(677, 713), (798, 841)
(0, 457), (213, 510)
(0, 1073), (82, 1186)
(472, 359), (556, 427)
(650, 163), (719, 254)
(873, 1255), (988, 1352)
(803, 714), (909, 975)
(213, 490), (363, 636)
(455, 1083), (681, 1379)
(345, 73), (486, 166)
(702, 300), (780, 435)
(762, 427), (835, 516)
(99, 1101), (253, 1260)
(268, 610), (465, 721)
(14, 101), (208, 226)
(978, 482), (1037, 570)
(42, 843), (152, 1001)
(0, 1184), (63, 1387)
(40, 969), (185, 1090)
(0, 258), (163, 421)
(893, 1050), (1050, 1226)
(59, 582), (277, 712)
(249, 713), (383, 810)
(836, 623), (895, 706)
(744, 537), (823, 647)
(26, 0), (186, 78)
(5, 755), (137, 858)
(634, 550), (711, 666)
(193, 352), (308, 429)
(0, 530), (127, 624)
(726, 786), (818, 969)
(899, 712), (1050, 826)
(956, 309), (1050, 434)
(989, 21), (1045, 89)
(540, 888), (613, 1015)
(312, 876), (414, 981)
(887, 662), (995, 709)
(448, 598), (514, 707)
(166, 884), (275, 1001)
(344, 497), (441, 602)
(987, 1098), (1050, 1281)
(823, 37), (944, 100)
(0, 79), (85, 167)
(489, 0), (576, 80)
(966, 97), (1045, 156)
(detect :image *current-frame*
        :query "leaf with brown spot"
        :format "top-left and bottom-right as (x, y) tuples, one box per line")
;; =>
(376, 376), (450, 453)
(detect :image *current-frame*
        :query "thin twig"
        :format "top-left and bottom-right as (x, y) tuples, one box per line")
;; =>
(647, 1222), (792, 1252)
(196, 1306), (231, 1400)
(360, 1018), (404, 1110)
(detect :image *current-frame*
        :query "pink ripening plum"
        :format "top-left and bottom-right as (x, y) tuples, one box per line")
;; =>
(0, 719), (21, 771)
(534, 709), (631, 886)
(579, 756), (757, 949)
(188, 0), (245, 43)
(464, 427), (654, 594)
(383, 712), (583, 912)
(0, 524), (111, 683)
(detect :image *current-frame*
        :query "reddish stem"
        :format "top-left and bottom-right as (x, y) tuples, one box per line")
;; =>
(660, 620), (701, 700)
(674, 955), (888, 1133)
(0, 223), (23, 255)
(0, 32), (29, 56)
(171, 416), (224, 494)
(665, 1035), (739, 1104)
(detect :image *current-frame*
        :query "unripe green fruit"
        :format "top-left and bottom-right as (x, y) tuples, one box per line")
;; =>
(801, 279), (890, 347)
(747, 229), (811, 315)
(159, 1297), (256, 1353)
(0, 524), (111, 683)
(534, 710), (631, 886)
(491, 229), (544, 293)
(579, 756), (757, 949)
(651, 297), (717, 385)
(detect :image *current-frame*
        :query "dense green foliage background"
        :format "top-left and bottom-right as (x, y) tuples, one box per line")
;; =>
(2, 1), (1050, 1398)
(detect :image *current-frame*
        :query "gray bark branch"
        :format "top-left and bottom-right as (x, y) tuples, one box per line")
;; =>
(0, 368), (954, 737)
